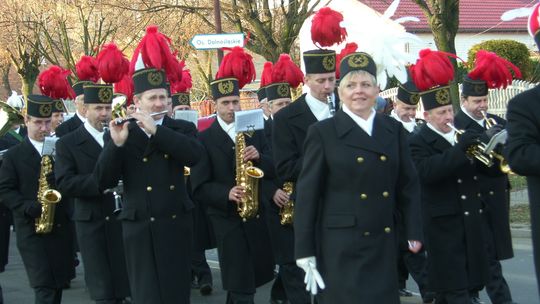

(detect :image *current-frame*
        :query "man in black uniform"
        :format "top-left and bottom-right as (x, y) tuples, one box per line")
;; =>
(55, 83), (130, 304)
(409, 81), (490, 304)
(506, 6), (540, 298)
(190, 76), (275, 304)
(94, 67), (203, 304)
(456, 73), (516, 304)
(55, 80), (88, 137)
(0, 94), (75, 304)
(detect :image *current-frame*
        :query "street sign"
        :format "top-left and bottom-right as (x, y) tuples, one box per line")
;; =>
(190, 33), (245, 50)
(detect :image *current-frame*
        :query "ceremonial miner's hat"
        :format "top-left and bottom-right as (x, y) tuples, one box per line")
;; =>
(26, 95), (54, 118)
(74, 55), (100, 96)
(170, 63), (193, 107)
(339, 52), (377, 80)
(397, 71), (421, 106)
(265, 82), (291, 102)
(172, 93), (190, 107)
(212, 47), (255, 100)
(303, 49), (336, 74)
(257, 62), (273, 102)
(52, 100), (67, 113)
(84, 84), (113, 104)
(37, 65), (75, 115)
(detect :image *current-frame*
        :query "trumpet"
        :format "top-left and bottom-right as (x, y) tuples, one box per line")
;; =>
(481, 111), (498, 129)
(446, 123), (493, 166)
(481, 111), (514, 174)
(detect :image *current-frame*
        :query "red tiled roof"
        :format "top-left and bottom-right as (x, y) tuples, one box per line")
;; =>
(361, 0), (534, 33)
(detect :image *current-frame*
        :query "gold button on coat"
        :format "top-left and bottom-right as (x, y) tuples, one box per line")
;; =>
(170, 185), (175, 190)
(477, 193), (482, 197)
(172, 214), (177, 219)
(360, 194), (368, 200)
(382, 191), (389, 198)
(105, 216), (110, 221)
(164, 154), (169, 159)
(461, 195), (466, 200)
(150, 217), (155, 222)
(457, 179), (462, 183)
(363, 231), (370, 236)
(464, 211), (469, 216)
(143, 157), (148, 162)
(380, 155), (387, 161)
(147, 186), (152, 192)
(384, 227), (391, 233)
(356, 157), (364, 163)
(489, 191), (494, 195)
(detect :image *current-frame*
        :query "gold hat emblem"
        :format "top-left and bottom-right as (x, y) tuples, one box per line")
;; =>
(54, 100), (64, 111)
(179, 94), (190, 105)
(348, 54), (369, 68)
(39, 104), (52, 117)
(322, 55), (335, 71)
(218, 80), (234, 95)
(474, 83), (486, 95)
(409, 93), (420, 105)
(277, 84), (289, 97)
(147, 71), (163, 86)
(98, 87), (112, 103)
(435, 88), (450, 105)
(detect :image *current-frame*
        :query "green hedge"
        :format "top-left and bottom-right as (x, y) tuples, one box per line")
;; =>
(467, 39), (532, 80)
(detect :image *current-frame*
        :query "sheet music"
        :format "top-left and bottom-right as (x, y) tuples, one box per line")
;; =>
(235, 109), (264, 133)
(42, 136), (59, 157)
(62, 99), (77, 114)
(174, 110), (198, 126)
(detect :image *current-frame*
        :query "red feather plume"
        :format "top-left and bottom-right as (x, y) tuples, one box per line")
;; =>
(129, 25), (179, 81)
(216, 47), (256, 89)
(97, 43), (129, 84)
(528, 3), (540, 38)
(114, 73), (134, 106)
(410, 49), (457, 91)
(336, 42), (358, 79)
(171, 66), (193, 94)
(165, 54), (184, 85)
(260, 62), (273, 88)
(75, 55), (100, 82)
(468, 50), (521, 89)
(311, 7), (347, 47)
(38, 65), (75, 99)
(271, 54), (304, 89)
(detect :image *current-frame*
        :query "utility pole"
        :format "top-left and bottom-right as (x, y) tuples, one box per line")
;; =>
(214, 0), (224, 66)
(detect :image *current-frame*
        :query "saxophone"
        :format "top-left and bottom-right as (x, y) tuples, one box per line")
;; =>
(280, 182), (295, 225)
(35, 155), (62, 234)
(235, 132), (264, 221)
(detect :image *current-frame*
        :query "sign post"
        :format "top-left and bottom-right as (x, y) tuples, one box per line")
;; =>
(190, 33), (245, 50)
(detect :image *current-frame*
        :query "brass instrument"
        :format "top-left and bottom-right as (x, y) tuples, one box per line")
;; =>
(184, 167), (190, 176)
(35, 155), (62, 234)
(446, 123), (493, 166)
(0, 101), (24, 137)
(280, 182), (295, 225)
(481, 111), (514, 174)
(235, 132), (264, 221)
(481, 111), (498, 129)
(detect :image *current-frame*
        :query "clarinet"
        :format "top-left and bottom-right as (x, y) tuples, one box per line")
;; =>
(104, 180), (124, 215)
(327, 94), (335, 116)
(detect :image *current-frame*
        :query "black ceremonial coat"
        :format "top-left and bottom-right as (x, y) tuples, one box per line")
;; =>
(55, 125), (130, 300)
(94, 116), (203, 304)
(272, 94), (323, 182)
(294, 110), (422, 304)
(190, 120), (275, 293)
(55, 114), (82, 137)
(505, 85), (540, 295)
(0, 138), (75, 288)
(262, 117), (295, 265)
(409, 125), (489, 292)
(454, 110), (513, 260)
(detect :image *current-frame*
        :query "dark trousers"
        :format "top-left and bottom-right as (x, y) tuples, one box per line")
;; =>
(270, 270), (287, 301)
(226, 291), (254, 304)
(95, 299), (126, 304)
(192, 248), (212, 285)
(436, 289), (471, 304)
(531, 191), (540, 298)
(280, 263), (311, 304)
(34, 287), (62, 304)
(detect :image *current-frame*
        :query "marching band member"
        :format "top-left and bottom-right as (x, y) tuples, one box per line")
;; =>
(190, 47), (275, 304)
(506, 3), (540, 297)
(0, 94), (75, 304)
(294, 52), (422, 303)
(94, 26), (203, 303)
(55, 83), (131, 304)
(408, 49), (490, 303)
(455, 50), (520, 304)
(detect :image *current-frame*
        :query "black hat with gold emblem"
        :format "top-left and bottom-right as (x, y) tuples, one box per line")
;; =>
(132, 68), (167, 95)
(172, 93), (190, 107)
(26, 95), (54, 118)
(339, 52), (377, 80)
(303, 49), (336, 74)
(52, 100), (67, 113)
(397, 71), (421, 106)
(461, 76), (487, 97)
(265, 82), (291, 102)
(83, 84), (113, 104)
(211, 78), (239, 100)
(420, 86), (451, 111)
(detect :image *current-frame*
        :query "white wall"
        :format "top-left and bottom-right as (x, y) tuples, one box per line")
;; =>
(408, 32), (536, 61)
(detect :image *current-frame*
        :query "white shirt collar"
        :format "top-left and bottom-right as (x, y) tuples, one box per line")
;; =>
(427, 123), (455, 146)
(305, 93), (331, 121)
(342, 105), (376, 136)
(390, 110), (416, 133)
(76, 111), (86, 123)
(28, 137), (44, 156)
(460, 105), (484, 128)
(217, 115), (236, 143)
(84, 121), (105, 147)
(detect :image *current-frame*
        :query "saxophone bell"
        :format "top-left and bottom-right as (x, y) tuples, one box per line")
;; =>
(35, 155), (62, 234)
(235, 132), (264, 222)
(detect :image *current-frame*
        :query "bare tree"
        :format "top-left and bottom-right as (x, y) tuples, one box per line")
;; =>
(0, 49), (12, 97)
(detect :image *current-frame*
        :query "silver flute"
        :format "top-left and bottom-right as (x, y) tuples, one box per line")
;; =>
(113, 110), (169, 126)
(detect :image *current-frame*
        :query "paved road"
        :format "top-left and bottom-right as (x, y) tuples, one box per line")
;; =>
(1, 233), (538, 303)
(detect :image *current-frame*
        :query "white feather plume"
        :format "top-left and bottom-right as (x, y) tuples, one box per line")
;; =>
(501, 7), (534, 21)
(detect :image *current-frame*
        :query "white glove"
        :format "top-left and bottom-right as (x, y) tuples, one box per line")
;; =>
(296, 256), (326, 295)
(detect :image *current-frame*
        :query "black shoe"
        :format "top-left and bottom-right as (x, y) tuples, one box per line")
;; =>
(422, 291), (436, 303)
(200, 283), (212, 296)
(399, 288), (413, 297)
(269, 298), (289, 304)
(470, 296), (484, 304)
